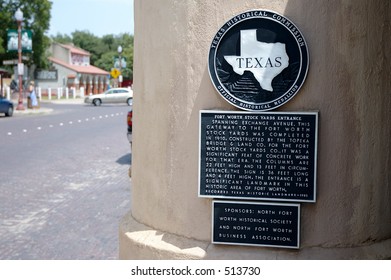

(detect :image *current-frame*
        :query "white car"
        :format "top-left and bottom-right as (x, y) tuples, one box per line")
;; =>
(84, 88), (133, 106)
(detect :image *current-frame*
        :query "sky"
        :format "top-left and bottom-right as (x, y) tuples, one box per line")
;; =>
(48, 0), (134, 37)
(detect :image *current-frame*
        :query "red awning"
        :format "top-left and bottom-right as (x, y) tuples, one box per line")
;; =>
(49, 57), (109, 75)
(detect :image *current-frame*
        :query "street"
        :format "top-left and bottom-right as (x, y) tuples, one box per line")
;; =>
(0, 101), (132, 259)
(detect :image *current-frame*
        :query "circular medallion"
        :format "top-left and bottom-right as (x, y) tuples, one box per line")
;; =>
(208, 10), (309, 111)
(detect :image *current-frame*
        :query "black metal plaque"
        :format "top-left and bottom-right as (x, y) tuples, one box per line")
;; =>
(199, 110), (318, 202)
(208, 10), (309, 111)
(213, 200), (300, 248)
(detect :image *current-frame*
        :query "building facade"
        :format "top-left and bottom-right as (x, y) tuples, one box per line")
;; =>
(36, 43), (109, 95)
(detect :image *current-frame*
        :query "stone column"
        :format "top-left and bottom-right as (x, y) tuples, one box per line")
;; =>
(120, 0), (391, 259)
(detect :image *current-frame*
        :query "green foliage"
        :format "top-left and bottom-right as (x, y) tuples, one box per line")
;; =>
(0, 0), (52, 69)
(53, 31), (134, 80)
(0, 1), (134, 80)
(50, 33), (72, 44)
(0, 37), (4, 54)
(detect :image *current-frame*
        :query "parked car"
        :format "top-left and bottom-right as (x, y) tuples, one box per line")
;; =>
(127, 110), (133, 143)
(84, 87), (133, 106)
(0, 96), (13, 117)
(127, 110), (133, 177)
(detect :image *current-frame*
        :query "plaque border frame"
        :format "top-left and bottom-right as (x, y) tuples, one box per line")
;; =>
(208, 10), (310, 111)
(198, 110), (319, 203)
(212, 200), (301, 249)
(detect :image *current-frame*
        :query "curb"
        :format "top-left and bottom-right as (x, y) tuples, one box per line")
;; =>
(11, 98), (85, 116)
(13, 107), (54, 115)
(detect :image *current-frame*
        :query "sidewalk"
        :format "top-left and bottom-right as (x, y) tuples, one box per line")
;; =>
(12, 98), (84, 116)
(13, 105), (53, 116)
(40, 98), (84, 105)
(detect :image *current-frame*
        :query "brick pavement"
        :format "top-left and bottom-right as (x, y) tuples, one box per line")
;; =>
(0, 103), (132, 259)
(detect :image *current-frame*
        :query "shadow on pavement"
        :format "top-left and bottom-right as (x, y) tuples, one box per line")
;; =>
(116, 153), (131, 165)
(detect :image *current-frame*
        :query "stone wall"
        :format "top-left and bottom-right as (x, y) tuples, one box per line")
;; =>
(120, 0), (391, 259)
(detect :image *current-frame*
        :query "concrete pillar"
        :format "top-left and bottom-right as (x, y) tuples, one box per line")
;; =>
(120, 0), (391, 259)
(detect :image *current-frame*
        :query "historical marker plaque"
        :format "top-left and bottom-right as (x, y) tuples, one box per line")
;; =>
(208, 10), (309, 111)
(213, 200), (300, 248)
(199, 110), (318, 202)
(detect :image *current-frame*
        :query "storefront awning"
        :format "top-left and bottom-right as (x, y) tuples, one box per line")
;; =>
(49, 57), (109, 76)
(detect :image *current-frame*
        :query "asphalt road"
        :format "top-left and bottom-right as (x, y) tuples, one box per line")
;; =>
(0, 101), (132, 259)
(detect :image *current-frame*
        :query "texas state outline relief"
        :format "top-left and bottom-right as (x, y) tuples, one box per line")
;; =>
(224, 29), (289, 92)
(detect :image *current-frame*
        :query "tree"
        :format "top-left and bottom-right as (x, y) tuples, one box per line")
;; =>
(71, 31), (107, 65)
(0, 0), (52, 69)
(94, 43), (133, 80)
(61, 31), (134, 80)
(50, 33), (73, 44)
(120, 43), (134, 80)
(0, 1), (134, 81)
(101, 34), (115, 52)
(111, 33), (134, 80)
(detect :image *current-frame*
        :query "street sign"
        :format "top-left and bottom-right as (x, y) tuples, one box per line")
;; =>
(7, 29), (33, 52)
(18, 63), (24, 75)
(3, 55), (29, 65)
(114, 57), (127, 69)
(3, 59), (19, 65)
(111, 68), (121, 79)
